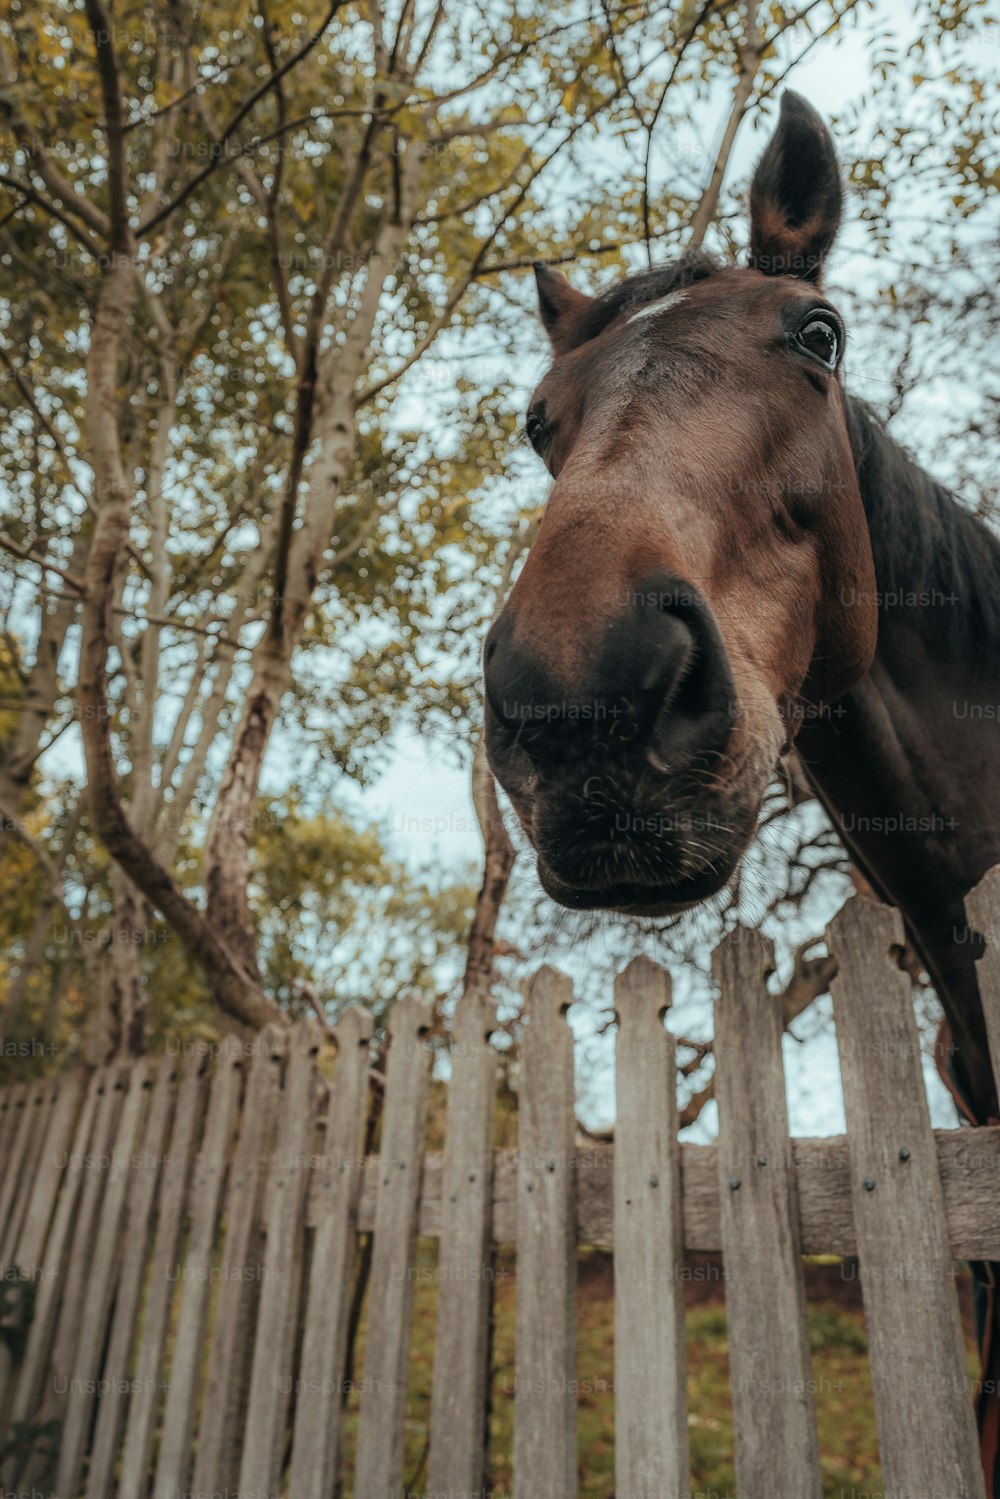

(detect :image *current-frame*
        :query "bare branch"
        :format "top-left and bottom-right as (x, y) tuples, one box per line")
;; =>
(139, 0), (345, 237)
(0, 534), (84, 591)
(84, 0), (130, 249)
(642, 0), (718, 263)
(687, 0), (761, 250)
(0, 793), (80, 930)
(0, 176), (101, 254)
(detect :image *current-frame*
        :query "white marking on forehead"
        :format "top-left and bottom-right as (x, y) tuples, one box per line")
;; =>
(626, 289), (688, 325)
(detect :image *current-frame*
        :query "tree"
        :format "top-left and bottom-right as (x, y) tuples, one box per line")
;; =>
(0, 0), (994, 1064)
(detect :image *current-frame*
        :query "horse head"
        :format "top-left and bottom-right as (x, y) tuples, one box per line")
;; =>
(484, 94), (878, 915)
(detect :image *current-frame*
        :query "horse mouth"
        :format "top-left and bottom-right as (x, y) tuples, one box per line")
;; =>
(528, 786), (753, 914)
(537, 861), (731, 916)
(489, 716), (775, 919)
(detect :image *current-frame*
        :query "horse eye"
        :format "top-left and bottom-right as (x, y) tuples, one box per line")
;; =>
(525, 410), (550, 454)
(795, 315), (841, 369)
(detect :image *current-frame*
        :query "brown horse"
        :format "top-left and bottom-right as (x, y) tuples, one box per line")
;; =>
(484, 90), (1000, 1486)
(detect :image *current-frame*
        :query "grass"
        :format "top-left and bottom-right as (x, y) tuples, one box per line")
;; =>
(332, 1241), (982, 1498)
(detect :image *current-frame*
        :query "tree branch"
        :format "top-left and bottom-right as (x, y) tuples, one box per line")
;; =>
(687, 0), (761, 250)
(138, 0), (345, 237)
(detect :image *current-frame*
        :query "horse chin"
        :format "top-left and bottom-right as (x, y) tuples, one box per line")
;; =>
(536, 855), (737, 917)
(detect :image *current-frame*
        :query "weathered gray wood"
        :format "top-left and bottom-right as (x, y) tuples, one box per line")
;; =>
(966, 864), (1000, 1099)
(714, 928), (821, 1497)
(27, 1065), (127, 1482)
(354, 994), (433, 1499)
(1, 1080), (61, 1275)
(428, 993), (498, 1497)
(613, 956), (688, 1498)
(57, 1058), (152, 1497)
(0, 1078), (53, 1267)
(117, 1048), (205, 1498)
(513, 966), (577, 1499)
(828, 895), (985, 1498)
(351, 1123), (1000, 1256)
(43, 1067), (125, 1391)
(237, 1021), (322, 1494)
(192, 1026), (286, 1498)
(0, 1067), (105, 1471)
(0, 1082), (27, 1183)
(288, 1006), (373, 1499)
(152, 1041), (243, 1499)
(0, 1069), (85, 1419)
(1, 1070), (84, 1276)
(85, 1056), (176, 1499)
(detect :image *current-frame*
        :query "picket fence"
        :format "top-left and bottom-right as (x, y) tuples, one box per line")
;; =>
(2, 875), (1000, 1498)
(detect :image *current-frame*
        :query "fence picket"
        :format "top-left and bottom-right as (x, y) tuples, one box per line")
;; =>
(56, 1058), (152, 1496)
(355, 993), (433, 1499)
(0, 1079), (54, 1268)
(0, 1082), (27, 1184)
(828, 894), (985, 1498)
(23, 1065), (127, 1490)
(288, 1005), (373, 1498)
(0, 1070), (83, 1279)
(0, 1069), (85, 1420)
(237, 1021), (322, 1494)
(0, 1067), (105, 1480)
(85, 1056), (176, 1499)
(152, 1040), (243, 1499)
(613, 955), (689, 1498)
(428, 992), (498, 1498)
(514, 965), (577, 1499)
(3, 875), (1000, 1493)
(192, 1025), (286, 1497)
(117, 1047), (206, 1497)
(966, 865), (1000, 1096)
(714, 927), (822, 1496)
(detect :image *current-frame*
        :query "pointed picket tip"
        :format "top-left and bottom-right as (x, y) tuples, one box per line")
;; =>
(333, 1004), (375, 1053)
(614, 955), (672, 1023)
(290, 1016), (324, 1058)
(215, 1032), (252, 1065)
(959, 866), (1000, 1095)
(826, 889), (905, 959)
(966, 863), (1000, 947)
(711, 924), (775, 988)
(451, 991), (498, 1045)
(255, 1021), (289, 1061)
(522, 964), (574, 1025)
(388, 992), (434, 1041)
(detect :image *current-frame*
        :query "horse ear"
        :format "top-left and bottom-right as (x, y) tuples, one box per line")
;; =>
(748, 92), (842, 283)
(534, 262), (594, 351)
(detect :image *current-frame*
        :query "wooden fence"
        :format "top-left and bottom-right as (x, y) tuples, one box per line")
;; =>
(2, 875), (1000, 1497)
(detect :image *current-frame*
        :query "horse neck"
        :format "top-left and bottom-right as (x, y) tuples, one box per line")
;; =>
(845, 395), (1000, 746)
(798, 397), (1000, 1117)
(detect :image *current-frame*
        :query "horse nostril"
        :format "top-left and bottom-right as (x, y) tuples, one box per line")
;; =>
(483, 574), (736, 772)
(646, 582), (737, 766)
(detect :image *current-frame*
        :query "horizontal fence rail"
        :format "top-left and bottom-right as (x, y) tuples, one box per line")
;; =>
(0, 874), (998, 1495)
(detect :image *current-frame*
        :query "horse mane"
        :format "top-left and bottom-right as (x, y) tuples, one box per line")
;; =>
(843, 395), (1000, 649)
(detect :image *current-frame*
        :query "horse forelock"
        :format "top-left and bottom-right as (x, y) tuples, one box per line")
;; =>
(568, 250), (723, 347)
